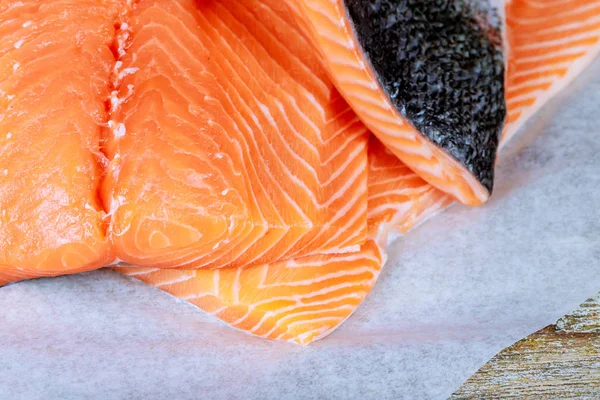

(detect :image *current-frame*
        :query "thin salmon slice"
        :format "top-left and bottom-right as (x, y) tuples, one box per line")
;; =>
(291, 0), (508, 206)
(367, 137), (454, 234)
(0, 0), (122, 285)
(101, 0), (369, 270)
(502, 0), (600, 144)
(118, 0), (600, 345)
(365, 0), (600, 222)
(116, 136), (450, 345)
(117, 230), (386, 345)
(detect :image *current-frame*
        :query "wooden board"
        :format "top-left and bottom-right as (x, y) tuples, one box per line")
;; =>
(451, 292), (600, 398)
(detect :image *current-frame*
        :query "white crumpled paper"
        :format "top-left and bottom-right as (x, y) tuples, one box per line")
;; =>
(1, 61), (599, 400)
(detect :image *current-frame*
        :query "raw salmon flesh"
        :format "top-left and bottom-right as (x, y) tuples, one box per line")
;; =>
(119, 0), (600, 344)
(1, 0), (599, 344)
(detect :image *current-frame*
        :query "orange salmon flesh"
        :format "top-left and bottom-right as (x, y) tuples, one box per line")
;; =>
(1, 0), (599, 344)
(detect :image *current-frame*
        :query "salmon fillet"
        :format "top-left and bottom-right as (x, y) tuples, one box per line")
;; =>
(117, 231), (387, 345)
(291, 0), (507, 206)
(116, 136), (456, 345)
(366, 0), (600, 224)
(502, 0), (600, 144)
(367, 137), (454, 234)
(0, 0), (121, 285)
(0, 0), (597, 344)
(118, 0), (600, 345)
(101, 0), (369, 270)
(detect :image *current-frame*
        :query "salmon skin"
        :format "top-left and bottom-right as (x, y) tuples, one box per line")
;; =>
(292, 0), (507, 206)
(346, 0), (506, 194)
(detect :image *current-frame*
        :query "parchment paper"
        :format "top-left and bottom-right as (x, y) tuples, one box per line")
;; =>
(0, 59), (598, 400)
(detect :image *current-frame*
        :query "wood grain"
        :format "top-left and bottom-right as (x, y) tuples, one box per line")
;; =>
(556, 293), (600, 334)
(451, 292), (600, 399)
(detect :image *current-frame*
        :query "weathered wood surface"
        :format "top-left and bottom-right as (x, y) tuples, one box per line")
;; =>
(556, 293), (600, 334)
(451, 292), (600, 399)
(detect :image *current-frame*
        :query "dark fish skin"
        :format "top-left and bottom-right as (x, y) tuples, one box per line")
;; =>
(344, 0), (506, 193)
